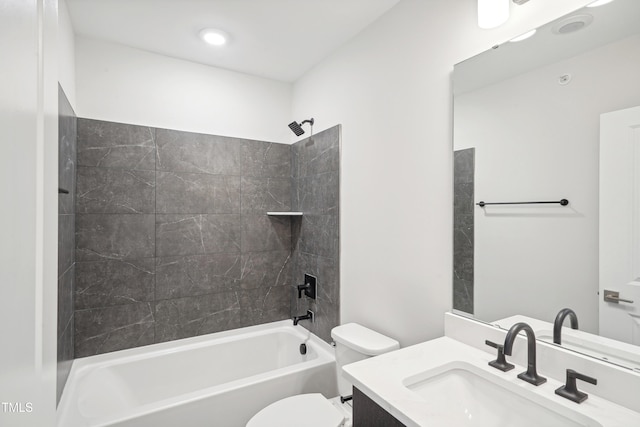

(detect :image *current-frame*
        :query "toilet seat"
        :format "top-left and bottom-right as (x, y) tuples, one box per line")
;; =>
(247, 393), (344, 427)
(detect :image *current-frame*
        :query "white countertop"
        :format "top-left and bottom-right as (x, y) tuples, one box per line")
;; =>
(342, 337), (640, 427)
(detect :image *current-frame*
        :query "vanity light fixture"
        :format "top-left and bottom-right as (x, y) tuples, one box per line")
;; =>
(199, 28), (229, 46)
(478, 0), (532, 30)
(509, 29), (536, 42)
(587, 0), (615, 7)
(478, 0), (510, 29)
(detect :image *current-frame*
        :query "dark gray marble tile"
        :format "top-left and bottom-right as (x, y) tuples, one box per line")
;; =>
(297, 215), (339, 259)
(453, 237), (474, 283)
(154, 292), (242, 342)
(453, 148), (474, 316)
(292, 125), (340, 178)
(155, 286), (289, 342)
(292, 251), (339, 344)
(241, 215), (292, 253)
(316, 255), (339, 305)
(155, 253), (241, 299)
(292, 251), (318, 287)
(77, 119), (155, 170)
(308, 297), (340, 344)
(292, 172), (339, 215)
(241, 140), (291, 178)
(241, 177), (291, 214)
(76, 167), (155, 214)
(58, 214), (75, 276)
(453, 278), (474, 314)
(453, 212), (473, 315)
(156, 172), (240, 214)
(57, 265), (74, 338)
(58, 85), (77, 215)
(240, 250), (292, 290)
(239, 286), (290, 324)
(156, 129), (240, 175)
(453, 214), (474, 260)
(75, 259), (155, 310)
(156, 214), (241, 257)
(56, 316), (74, 404)
(76, 214), (155, 261)
(74, 303), (155, 357)
(454, 182), (474, 216)
(454, 148), (475, 185)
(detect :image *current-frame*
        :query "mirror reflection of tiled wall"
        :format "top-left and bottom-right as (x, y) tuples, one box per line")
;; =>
(453, 148), (474, 314)
(57, 84), (77, 403)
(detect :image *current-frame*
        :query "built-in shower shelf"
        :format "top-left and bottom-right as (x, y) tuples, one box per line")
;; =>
(267, 211), (303, 216)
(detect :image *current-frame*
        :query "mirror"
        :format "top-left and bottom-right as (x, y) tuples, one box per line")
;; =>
(452, 0), (640, 370)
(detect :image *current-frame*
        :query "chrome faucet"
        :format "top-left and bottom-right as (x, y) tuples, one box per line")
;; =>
(553, 308), (579, 345)
(503, 322), (547, 386)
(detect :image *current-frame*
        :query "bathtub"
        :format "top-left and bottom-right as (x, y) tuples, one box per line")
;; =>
(57, 320), (337, 427)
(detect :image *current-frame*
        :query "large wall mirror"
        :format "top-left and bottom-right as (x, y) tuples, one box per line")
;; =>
(453, 0), (640, 370)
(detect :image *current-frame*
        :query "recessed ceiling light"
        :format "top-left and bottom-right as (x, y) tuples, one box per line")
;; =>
(509, 29), (537, 42)
(587, 0), (615, 7)
(199, 28), (229, 46)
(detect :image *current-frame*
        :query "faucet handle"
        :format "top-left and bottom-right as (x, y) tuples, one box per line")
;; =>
(485, 340), (515, 372)
(555, 369), (597, 404)
(296, 274), (317, 299)
(297, 283), (309, 298)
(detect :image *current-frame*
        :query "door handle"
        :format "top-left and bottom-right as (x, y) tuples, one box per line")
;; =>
(603, 290), (634, 304)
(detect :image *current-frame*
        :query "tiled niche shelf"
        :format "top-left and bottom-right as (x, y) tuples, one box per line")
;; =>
(266, 211), (303, 216)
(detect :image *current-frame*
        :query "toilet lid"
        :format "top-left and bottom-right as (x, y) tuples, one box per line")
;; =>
(247, 393), (344, 427)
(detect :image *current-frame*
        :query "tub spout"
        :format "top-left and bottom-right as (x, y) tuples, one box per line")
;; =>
(293, 310), (314, 325)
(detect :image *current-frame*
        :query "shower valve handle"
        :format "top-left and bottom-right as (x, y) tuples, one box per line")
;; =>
(297, 283), (310, 298)
(296, 274), (317, 299)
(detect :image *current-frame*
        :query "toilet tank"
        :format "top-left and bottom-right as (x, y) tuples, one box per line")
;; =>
(330, 323), (400, 396)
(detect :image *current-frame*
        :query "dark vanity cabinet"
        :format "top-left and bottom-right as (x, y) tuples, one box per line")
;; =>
(353, 387), (406, 427)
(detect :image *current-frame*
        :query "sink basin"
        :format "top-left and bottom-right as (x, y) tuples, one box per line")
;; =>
(403, 362), (602, 427)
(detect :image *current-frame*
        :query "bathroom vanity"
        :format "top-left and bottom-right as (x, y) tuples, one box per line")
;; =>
(345, 313), (640, 427)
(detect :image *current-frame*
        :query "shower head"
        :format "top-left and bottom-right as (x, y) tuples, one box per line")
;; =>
(288, 118), (314, 136)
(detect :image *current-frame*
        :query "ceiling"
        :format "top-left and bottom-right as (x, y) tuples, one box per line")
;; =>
(454, 0), (640, 95)
(66, 0), (401, 83)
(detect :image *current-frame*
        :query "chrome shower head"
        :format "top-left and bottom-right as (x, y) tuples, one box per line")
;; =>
(288, 118), (314, 136)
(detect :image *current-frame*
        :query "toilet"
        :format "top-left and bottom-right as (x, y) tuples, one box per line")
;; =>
(247, 323), (400, 427)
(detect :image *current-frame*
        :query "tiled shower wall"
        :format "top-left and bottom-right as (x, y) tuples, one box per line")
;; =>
(74, 119), (294, 357)
(291, 126), (341, 343)
(453, 148), (474, 314)
(57, 85), (77, 401)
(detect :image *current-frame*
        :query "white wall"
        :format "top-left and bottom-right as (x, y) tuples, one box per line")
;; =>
(75, 37), (292, 143)
(58, 0), (76, 109)
(71, 0), (594, 347)
(292, 0), (593, 347)
(456, 35), (640, 333)
(0, 0), (58, 425)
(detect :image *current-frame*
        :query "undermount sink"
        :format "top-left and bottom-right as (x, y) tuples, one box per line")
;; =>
(403, 362), (602, 427)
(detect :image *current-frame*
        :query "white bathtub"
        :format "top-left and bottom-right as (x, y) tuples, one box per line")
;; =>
(57, 321), (337, 427)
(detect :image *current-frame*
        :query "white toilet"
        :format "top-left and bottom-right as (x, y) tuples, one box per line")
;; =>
(247, 323), (400, 427)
